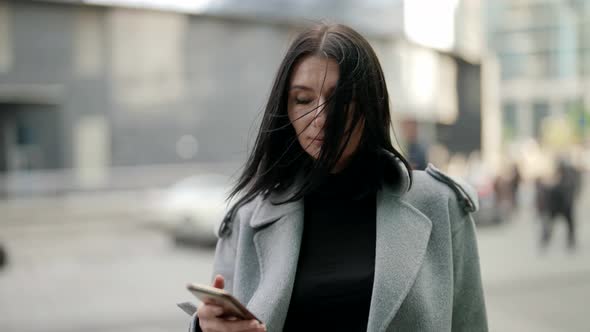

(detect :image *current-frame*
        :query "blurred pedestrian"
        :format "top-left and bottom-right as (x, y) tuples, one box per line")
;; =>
(186, 22), (487, 332)
(401, 119), (428, 170)
(494, 173), (512, 217)
(508, 163), (521, 209)
(534, 178), (550, 218)
(538, 158), (581, 251)
(0, 243), (6, 269)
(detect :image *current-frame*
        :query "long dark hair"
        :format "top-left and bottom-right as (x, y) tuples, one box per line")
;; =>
(227, 22), (412, 215)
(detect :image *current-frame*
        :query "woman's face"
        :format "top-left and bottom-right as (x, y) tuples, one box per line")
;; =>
(287, 55), (363, 172)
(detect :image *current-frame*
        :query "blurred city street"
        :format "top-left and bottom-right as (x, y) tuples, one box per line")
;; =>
(0, 174), (588, 332)
(1, 0), (590, 330)
(479, 179), (590, 332)
(0, 201), (216, 332)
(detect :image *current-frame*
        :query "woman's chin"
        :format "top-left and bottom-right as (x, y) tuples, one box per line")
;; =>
(303, 145), (321, 159)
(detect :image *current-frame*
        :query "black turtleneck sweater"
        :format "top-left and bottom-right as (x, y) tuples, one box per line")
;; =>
(282, 157), (378, 332)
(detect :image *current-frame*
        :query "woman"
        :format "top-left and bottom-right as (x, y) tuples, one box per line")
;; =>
(188, 22), (487, 332)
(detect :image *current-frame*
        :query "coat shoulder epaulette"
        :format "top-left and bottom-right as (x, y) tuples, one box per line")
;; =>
(425, 164), (479, 214)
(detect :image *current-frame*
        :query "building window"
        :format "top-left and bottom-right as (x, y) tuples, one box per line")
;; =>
(582, 50), (590, 77)
(502, 102), (518, 141)
(500, 53), (526, 80)
(565, 98), (589, 140)
(533, 101), (550, 140)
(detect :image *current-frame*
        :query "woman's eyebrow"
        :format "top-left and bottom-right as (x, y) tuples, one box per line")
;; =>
(289, 85), (336, 94)
(289, 85), (314, 92)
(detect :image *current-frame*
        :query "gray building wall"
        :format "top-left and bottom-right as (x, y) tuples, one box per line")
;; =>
(0, 0), (478, 190)
(1, 0), (411, 174)
(486, 0), (590, 145)
(0, 0), (293, 172)
(108, 17), (291, 166)
(0, 1), (109, 171)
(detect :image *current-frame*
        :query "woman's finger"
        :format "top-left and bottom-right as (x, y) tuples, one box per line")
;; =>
(197, 303), (224, 319)
(205, 319), (265, 332)
(212, 274), (225, 289)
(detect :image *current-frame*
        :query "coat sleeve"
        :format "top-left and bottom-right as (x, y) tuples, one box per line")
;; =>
(188, 209), (242, 332)
(424, 164), (488, 331)
(450, 207), (488, 332)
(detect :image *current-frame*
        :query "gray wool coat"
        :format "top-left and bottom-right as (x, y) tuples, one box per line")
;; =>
(185, 158), (488, 332)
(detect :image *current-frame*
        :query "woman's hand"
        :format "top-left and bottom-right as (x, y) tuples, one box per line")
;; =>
(197, 275), (266, 332)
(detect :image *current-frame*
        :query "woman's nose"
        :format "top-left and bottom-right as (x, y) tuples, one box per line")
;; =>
(312, 96), (327, 129)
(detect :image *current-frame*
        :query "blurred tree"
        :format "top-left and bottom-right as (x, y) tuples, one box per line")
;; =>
(542, 116), (576, 150)
(565, 99), (589, 142)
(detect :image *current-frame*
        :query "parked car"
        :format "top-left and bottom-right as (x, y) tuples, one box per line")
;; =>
(466, 170), (505, 226)
(150, 173), (232, 246)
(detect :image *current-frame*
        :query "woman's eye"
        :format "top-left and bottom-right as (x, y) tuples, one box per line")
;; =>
(295, 98), (312, 105)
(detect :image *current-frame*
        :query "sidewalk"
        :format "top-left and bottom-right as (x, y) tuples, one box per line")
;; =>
(479, 175), (590, 283)
(0, 190), (153, 228)
(478, 206), (589, 288)
(477, 180), (590, 332)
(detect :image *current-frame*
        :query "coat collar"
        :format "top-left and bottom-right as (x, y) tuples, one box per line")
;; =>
(246, 151), (432, 331)
(249, 149), (411, 229)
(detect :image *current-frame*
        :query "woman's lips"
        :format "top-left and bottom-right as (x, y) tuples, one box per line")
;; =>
(310, 137), (323, 146)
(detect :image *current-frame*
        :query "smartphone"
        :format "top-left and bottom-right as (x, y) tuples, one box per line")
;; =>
(187, 283), (261, 322)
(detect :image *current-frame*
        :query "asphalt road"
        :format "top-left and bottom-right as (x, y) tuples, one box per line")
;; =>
(0, 220), (215, 332)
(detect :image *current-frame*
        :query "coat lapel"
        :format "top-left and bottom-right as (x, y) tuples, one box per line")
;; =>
(248, 190), (304, 332)
(367, 184), (433, 332)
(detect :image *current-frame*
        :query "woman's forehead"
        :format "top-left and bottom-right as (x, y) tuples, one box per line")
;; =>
(289, 55), (339, 93)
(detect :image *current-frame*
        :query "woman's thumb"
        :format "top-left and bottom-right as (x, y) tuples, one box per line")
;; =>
(212, 274), (225, 289)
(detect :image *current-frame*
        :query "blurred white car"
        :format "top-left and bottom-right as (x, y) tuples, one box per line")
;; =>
(466, 169), (504, 226)
(150, 174), (232, 246)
